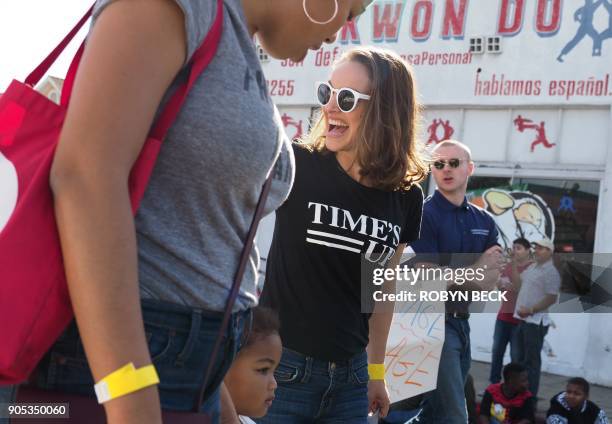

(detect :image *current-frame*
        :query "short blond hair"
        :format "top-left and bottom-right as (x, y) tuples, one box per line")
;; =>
(431, 140), (472, 161)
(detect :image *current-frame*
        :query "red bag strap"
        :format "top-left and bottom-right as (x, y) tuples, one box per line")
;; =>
(28, 0), (224, 144)
(24, 4), (95, 88)
(149, 0), (224, 141)
(60, 42), (85, 106)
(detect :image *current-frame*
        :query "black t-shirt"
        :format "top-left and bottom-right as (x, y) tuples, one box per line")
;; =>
(260, 144), (423, 361)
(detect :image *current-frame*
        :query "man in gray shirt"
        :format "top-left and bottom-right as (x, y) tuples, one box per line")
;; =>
(514, 237), (561, 398)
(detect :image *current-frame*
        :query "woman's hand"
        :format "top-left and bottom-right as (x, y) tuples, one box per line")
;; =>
(367, 380), (390, 418)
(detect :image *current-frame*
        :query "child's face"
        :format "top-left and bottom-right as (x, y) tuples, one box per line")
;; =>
(508, 371), (530, 393)
(224, 334), (282, 418)
(565, 383), (587, 409)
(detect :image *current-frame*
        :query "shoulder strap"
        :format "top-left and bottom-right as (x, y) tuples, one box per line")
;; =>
(27, 0), (224, 145)
(195, 175), (273, 410)
(24, 4), (94, 88)
(148, 0), (224, 141)
(55, 0), (223, 141)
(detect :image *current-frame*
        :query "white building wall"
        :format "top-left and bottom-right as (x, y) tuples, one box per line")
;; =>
(258, 0), (612, 386)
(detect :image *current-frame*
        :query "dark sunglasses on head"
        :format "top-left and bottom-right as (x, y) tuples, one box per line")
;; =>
(432, 158), (469, 170)
(315, 81), (370, 113)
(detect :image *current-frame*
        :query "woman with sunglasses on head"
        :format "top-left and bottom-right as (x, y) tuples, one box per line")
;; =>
(258, 47), (428, 423)
(27, 1), (373, 423)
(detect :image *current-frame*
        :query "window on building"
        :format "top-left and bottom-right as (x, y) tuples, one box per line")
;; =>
(486, 36), (502, 53)
(257, 45), (270, 63)
(469, 36), (484, 54)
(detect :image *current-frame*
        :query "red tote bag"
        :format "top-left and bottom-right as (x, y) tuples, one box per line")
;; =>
(0, 0), (223, 385)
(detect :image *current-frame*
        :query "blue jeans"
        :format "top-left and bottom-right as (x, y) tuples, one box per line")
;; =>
(255, 347), (369, 423)
(29, 299), (250, 423)
(489, 319), (520, 384)
(420, 317), (471, 424)
(517, 321), (548, 398)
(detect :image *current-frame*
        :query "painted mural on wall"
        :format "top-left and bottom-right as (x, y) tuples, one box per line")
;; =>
(426, 118), (455, 145)
(468, 188), (556, 250)
(280, 112), (304, 141)
(277, 107), (318, 143)
(558, 0), (612, 62)
(513, 115), (557, 153)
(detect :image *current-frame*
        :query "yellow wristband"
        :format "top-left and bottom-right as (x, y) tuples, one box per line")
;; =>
(368, 363), (385, 381)
(94, 363), (159, 404)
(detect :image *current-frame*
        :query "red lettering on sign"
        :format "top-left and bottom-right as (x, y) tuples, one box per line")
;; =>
(441, 0), (468, 39)
(411, 0), (434, 40)
(498, 0), (525, 36)
(373, 1), (404, 42)
(535, 0), (561, 36)
(339, 19), (361, 44)
(474, 73), (543, 97)
(267, 80), (295, 97)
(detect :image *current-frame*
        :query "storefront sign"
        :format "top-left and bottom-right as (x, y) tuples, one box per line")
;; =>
(263, 0), (612, 105)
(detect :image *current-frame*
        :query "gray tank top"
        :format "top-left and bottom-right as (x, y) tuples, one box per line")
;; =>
(92, 0), (294, 311)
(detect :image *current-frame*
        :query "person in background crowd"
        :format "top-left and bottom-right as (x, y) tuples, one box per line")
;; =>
(410, 139), (504, 424)
(223, 307), (282, 424)
(23, 0), (370, 423)
(514, 238), (560, 398)
(259, 46), (428, 423)
(479, 362), (536, 424)
(490, 238), (534, 384)
(547, 377), (609, 424)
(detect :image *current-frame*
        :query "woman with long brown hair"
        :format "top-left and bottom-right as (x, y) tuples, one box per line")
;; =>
(259, 46), (428, 423)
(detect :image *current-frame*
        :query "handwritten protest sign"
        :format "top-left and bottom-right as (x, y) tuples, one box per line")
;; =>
(384, 300), (445, 403)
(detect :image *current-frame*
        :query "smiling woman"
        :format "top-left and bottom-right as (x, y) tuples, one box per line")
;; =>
(258, 46), (428, 423)
(304, 47), (428, 191)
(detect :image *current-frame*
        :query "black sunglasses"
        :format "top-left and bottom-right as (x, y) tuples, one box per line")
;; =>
(432, 158), (469, 170)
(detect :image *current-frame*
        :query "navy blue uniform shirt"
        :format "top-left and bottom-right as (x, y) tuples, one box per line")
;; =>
(410, 190), (499, 312)
(411, 190), (499, 258)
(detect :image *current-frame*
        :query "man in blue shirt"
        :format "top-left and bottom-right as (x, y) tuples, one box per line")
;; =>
(410, 140), (504, 423)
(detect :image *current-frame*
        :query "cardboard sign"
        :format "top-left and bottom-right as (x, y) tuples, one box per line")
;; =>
(385, 300), (445, 403)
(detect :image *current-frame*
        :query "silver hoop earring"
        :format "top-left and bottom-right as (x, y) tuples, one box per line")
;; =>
(303, 0), (339, 25)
